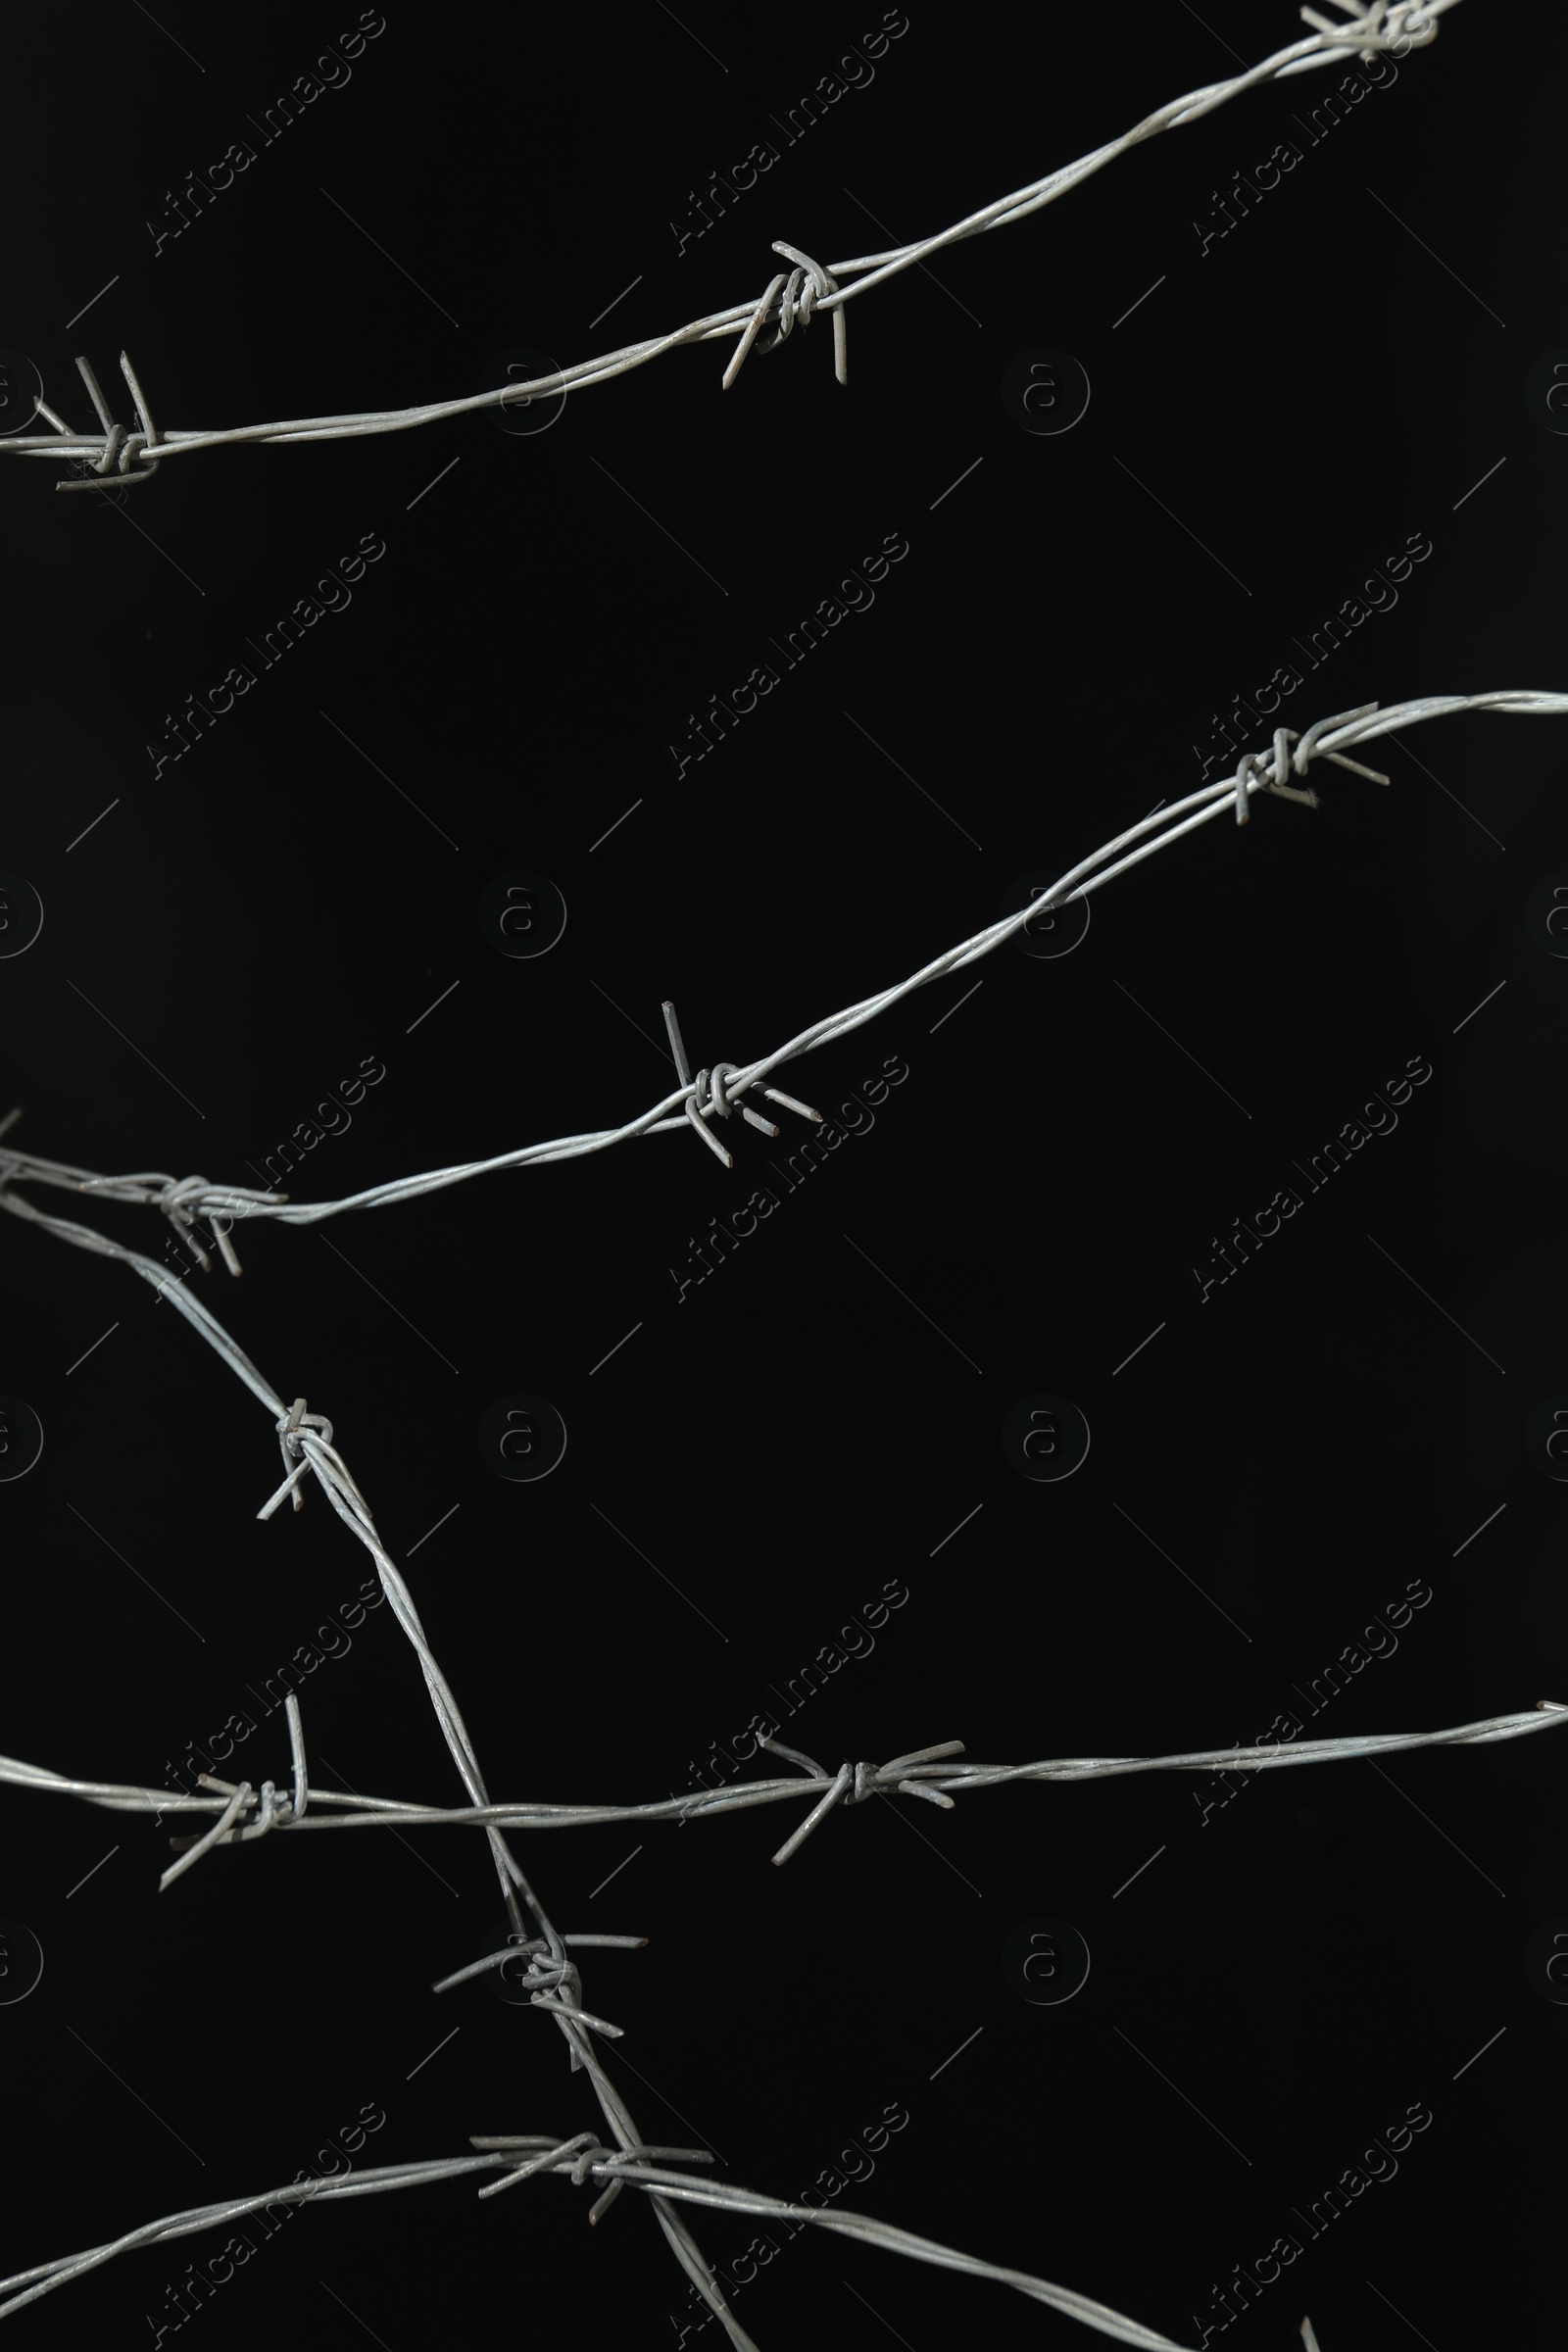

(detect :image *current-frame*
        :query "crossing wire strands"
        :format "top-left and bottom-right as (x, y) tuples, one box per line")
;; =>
(0, 682), (1560, 2341)
(0, 5), (1461, 488)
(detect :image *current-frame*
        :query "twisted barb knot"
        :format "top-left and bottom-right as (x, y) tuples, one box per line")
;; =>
(1231, 703), (1392, 825)
(761, 1736), (965, 1865)
(56, 353), (162, 491)
(722, 241), (849, 393)
(1298, 3), (1446, 57)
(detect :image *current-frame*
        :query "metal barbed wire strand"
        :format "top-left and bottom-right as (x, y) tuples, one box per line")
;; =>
(0, 1219), (760, 2342)
(4, 1706), (1563, 1863)
(0, 2135), (1239, 2350)
(0, 4), (1458, 487)
(0, 676), (1552, 2341)
(0, 1136), (1518, 2351)
(4, 690), (1561, 1258)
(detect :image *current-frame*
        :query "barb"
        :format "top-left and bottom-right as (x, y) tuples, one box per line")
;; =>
(0, 2137), (1210, 2348)
(0, 6), (1458, 487)
(4, 690), (1554, 1250)
(7, 1706), (1562, 1854)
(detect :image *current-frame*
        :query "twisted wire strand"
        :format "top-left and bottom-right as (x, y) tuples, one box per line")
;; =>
(0, 670), (1552, 2341)
(0, 4), (1458, 485)
(0, 2135), (1252, 2349)
(0, 1207), (757, 2345)
(4, 1707), (1562, 1861)
(3, 690), (1558, 1247)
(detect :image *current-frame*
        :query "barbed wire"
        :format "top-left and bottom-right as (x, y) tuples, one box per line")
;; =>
(4, 691), (1560, 1273)
(1, 910), (1545, 2341)
(0, 667), (1555, 2339)
(0, 2137), (1235, 2350)
(0, 3), (1458, 490)
(5, 1706), (1562, 1878)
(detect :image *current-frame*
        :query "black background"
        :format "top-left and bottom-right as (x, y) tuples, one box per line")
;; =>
(3, 3), (1566, 2347)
